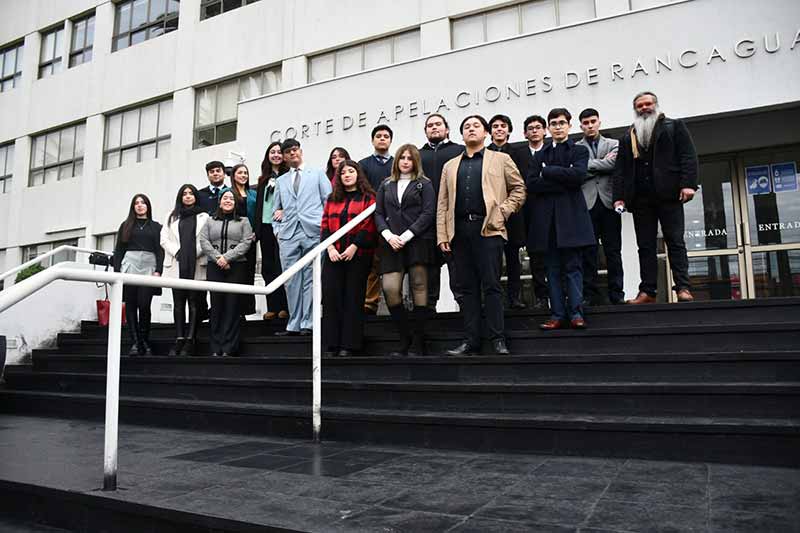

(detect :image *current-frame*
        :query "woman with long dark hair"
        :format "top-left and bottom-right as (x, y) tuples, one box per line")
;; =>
(230, 163), (258, 317)
(199, 190), (253, 357)
(325, 146), (350, 185)
(113, 194), (164, 356)
(160, 184), (209, 356)
(254, 141), (289, 320)
(374, 144), (436, 356)
(320, 160), (377, 357)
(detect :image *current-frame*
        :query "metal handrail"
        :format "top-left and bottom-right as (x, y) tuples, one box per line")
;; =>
(0, 203), (376, 491)
(0, 245), (105, 283)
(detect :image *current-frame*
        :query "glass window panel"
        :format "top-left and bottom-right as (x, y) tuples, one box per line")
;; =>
(69, 52), (84, 68)
(744, 151), (800, 246)
(15, 45), (22, 71)
(168, 0), (179, 14)
(106, 114), (122, 150)
(32, 136), (45, 168)
(521, 0), (557, 32)
(0, 147), (6, 175)
(334, 45), (362, 77)
(121, 109), (140, 146)
(58, 163), (73, 180)
(165, 16), (178, 32)
(131, 29), (147, 46)
(73, 160), (83, 177)
(6, 144), (13, 173)
(39, 64), (53, 79)
(131, 0), (148, 29)
(54, 29), (64, 59)
(157, 138), (170, 158)
(40, 32), (55, 62)
(114, 36), (129, 51)
(84, 48), (93, 62)
(44, 167), (58, 184)
(30, 170), (44, 186)
(2, 79), (12, 92)
(364, 38), (391, 70)
(86, 17), (95, 46)
(683, 161), (737, 251)
(72, 20), (86, 51)
(140, 142), (157, 161)
(158, 100), (172, 136)
(139, 103), (158, 140)
(452, 15), (485, 49)
(263, 69), (280, 94)
(104, 152), (120, 169)
(116, 2), (132, 34)
(223, 0), (241, 11)
(45, 133), (59, 165)
(238, 74), (261, 101)
(558, 0), (595, 24)
(203, 2), (221, 19)
(309, 53), (333, 83)
(2, 49), (14, 77)
(752, 250), (800, 298)
(685, 255), (742, 301)
(196, 87), (215, 126)
(195, 127), (215, 148)
(216, 122), (237, 144)
(52, 57), (63, 74)
(150, 0), (167, 21)
(393, 30), (420, 63)
(59, 127), (75, 161)
(149, 25), (164, 39)
(121, 147), (138, 166)
(216, 80), (238, 122)
(486, 6), (519, 41)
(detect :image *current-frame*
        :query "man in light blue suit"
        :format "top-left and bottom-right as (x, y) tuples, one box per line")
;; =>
(272, 139), (332, 336)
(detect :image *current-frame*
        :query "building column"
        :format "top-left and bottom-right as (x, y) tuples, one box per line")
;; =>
(79, 114), (105, 249)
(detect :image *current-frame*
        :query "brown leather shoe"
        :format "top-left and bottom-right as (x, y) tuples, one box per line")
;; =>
(278, 310), (289, 319)
(676, 289), (694, 302)
(570, 318), (587, 329)
(626, 292), (656, 305)
(263, 311), (277, 320)
(539, 319), (566, 330)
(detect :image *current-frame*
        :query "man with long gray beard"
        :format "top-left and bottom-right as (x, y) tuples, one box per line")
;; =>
(612, 91), (698, 304)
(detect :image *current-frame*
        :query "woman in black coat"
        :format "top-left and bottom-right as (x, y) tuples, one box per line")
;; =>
(113, 194), (164, 356)
(374, 144), (436, 356)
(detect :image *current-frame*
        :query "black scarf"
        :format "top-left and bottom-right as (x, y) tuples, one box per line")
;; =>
(177, 206), (201, 279)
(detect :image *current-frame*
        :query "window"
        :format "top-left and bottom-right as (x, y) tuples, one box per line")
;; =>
(104, 99), (172, 169)
(201, 0), (261, 20)
(308, 30), (421, 83)
(113, 0), (180, 52)
(29, 123), (85, 186)
(70, 13), (95, 67)
(451, 0), (595, 49)
(0, 249), (5, 290)
(0, 142), (13, 194)
(194, 67), (281, 148)
(95, 233), (117, 253)
(22, 239), (79, 267)
(39, 25), (65, 78)
(0, 42), (24, 92)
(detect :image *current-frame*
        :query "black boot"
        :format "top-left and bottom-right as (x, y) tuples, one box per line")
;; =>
(170, 296), (186, 356)
(139, 312), (154, 356)
(408, 306), (429, 357)
(125, 307), (141, 357)
(179, 300), (198, 357)
(387, 305), (411, 357)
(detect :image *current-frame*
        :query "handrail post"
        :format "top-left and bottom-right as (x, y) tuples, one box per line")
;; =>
(103, 280), (124, 491)
(312, 252), (322, 443)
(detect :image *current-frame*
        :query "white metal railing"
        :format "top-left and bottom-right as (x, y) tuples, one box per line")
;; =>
(0, 245), (105, 283)
(0, 203), (375, 491)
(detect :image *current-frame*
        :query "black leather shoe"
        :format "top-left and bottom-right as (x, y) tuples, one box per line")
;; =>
(532, 299), (550, 310)
(508, 298), (527, 310)
(221, 352), (230, 357)
(299, 328), (312, 336)
(445, 343), (479, 356)
(337, 349), (353, 357)
(493, 340), (510, 355)
(275, 330), (299, 337)
(324, 350), (338, 358)
(210, 352), (220, 357)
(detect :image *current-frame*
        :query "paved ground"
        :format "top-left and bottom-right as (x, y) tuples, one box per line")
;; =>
(0, 415), (798, 532)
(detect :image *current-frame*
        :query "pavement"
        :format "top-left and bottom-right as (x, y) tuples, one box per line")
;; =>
(0, 414), (798, 532)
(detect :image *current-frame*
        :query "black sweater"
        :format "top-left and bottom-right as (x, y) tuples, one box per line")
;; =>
(419, 140), (464, 196)
(358, 154), (394, 191)
(113, 219), (165, 273)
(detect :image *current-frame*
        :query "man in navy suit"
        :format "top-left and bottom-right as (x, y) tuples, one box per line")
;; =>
(272, 139), (332, 336)
(527, 108), (595, 330)
(197, 160), (229, 214)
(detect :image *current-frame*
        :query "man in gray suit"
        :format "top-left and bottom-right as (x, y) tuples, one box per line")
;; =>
(272, 139), (332, 336)
(577, 108), (624, 305)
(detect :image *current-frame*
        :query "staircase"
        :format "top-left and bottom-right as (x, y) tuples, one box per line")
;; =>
(2, 298), (799, 466)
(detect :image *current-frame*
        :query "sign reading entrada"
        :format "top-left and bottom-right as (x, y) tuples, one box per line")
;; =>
(267, 29), (800, 142)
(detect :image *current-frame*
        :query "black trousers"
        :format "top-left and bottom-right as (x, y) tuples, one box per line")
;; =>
(452, 220), (505, 347)
(123, 285), (153, 333)
(632, 196), (691, 296)
(172, 288), (202, 338)
(207, 261), (247, 355)
(259, 225), (288, 313)
(239, 245), (257, 316)
(322, 255), (371, 351)
(583, 199), (625, 304)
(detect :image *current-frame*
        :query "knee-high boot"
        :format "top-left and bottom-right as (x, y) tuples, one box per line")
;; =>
(125, 306), (141, 356)
(387, 305), (411, 357)
(409, 306), (429, 357)
(169, 299), (186, 357)
(180, 298), (198, 357)
(139, 311), (153, 356)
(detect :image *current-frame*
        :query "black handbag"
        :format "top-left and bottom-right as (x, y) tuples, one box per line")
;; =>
(89, 251), (113, 267)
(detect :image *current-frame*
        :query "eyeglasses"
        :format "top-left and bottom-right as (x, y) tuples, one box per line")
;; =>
(526, 125), (544, 131)
(549, 120), (569, 128)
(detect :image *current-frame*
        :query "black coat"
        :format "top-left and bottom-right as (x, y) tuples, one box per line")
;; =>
(196, 185), (229, 215)
(419, 141), (464, 196)
(253, 175), (277, 241)
(375, 177), (436, 241)
(612, 116), (698, 205)
(526, 140), (595, 251)
(487, 142), (527, 246)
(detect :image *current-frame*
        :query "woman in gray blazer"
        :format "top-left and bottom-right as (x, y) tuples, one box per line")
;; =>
(199, 190), (253, 357)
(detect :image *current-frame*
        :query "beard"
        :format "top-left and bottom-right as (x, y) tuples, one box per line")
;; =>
(633, 105), (660, 148)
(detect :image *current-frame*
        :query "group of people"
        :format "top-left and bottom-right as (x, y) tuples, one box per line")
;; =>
(112, 89), (699, 357)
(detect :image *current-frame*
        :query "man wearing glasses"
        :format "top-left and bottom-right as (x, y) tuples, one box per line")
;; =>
(526, 108), (594, 330)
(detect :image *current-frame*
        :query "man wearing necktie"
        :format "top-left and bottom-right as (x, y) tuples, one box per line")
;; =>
(272, 139), (332, 336)
(197, 160), (230, 214)
(359, 125), (395, 315)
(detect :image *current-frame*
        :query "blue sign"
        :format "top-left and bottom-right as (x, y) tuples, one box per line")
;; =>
(746, 165), (771, 195)
(771, 162), (798, 193)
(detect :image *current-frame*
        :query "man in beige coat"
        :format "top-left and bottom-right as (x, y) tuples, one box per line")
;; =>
(437, 114), (526, 355)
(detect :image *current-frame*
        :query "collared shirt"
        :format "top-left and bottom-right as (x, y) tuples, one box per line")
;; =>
(455, 148), (486, 218)
(373, 152), (390, 165)
(529, 143), (544, 157)
(584, 136), (599, 158)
